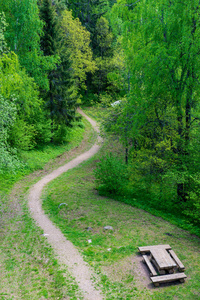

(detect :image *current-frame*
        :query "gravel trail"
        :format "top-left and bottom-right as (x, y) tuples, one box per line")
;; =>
(28, 108), (104, 300)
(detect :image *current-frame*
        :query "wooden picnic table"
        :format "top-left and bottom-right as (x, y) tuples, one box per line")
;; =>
(138, 244), (187, 286)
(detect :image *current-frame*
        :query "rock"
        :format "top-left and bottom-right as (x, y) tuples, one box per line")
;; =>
(107, 248), (111, 251)
(86, 227), (93, 231)
(103, 226), (113, 231)
(58, 203), (68, 208)
(88, 239), (92, 244)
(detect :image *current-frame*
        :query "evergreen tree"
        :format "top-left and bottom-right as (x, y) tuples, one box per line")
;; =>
(92, 16), (115, 94)
(40, 0), (57, 56)
(40, 1), (81, 142)
(67, 0), (109, 47)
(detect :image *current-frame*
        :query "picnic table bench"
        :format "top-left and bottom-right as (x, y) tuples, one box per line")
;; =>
(138, 244), (187, 286)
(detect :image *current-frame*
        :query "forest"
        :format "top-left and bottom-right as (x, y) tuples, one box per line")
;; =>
(1, 1), (200, 298)
(1, 0), (200, 232)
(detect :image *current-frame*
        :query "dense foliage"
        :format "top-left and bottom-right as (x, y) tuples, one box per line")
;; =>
(94, 0), (200, 228)
(0, 0), (101, 170)
(1, 0), (200, 228)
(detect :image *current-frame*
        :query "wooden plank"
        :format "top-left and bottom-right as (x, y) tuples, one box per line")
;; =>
(151, 273), (187, 286)
(168, 250), (185, 271)
(151, 248), (177, 270)
(138, 244), (171, 254)
(151, 258), (166, 275)
(142, 255), (157, 276)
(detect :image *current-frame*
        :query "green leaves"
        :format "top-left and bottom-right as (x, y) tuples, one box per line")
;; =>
(0, 12), (8, 55)
(0, 94), (21, 172)
(61, 9), (97, 87)
(0, 52), (42, 117)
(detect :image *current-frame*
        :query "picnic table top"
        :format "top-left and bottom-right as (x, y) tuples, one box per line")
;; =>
(151, 248), (177, 270)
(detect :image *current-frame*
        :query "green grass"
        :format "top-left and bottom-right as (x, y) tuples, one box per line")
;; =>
(42, 145), (200, 299)
(0, 114), (96, 300)
(0, 200), (82, 300)
(81, 105), (109, 123)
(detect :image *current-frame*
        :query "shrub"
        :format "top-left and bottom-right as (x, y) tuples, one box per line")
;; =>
(94, 153), (128, 195)
(9, 119), (37, 150)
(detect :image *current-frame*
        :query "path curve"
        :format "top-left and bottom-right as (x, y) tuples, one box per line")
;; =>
(28, 108), (103, 300)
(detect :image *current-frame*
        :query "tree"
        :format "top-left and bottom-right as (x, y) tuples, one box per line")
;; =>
(40, 0), (57, 56)
(92, 16), (116, 94)
(0, 12), (8, 55)
(67, 0), (109, 46)
(0, 0), (57, 90)
(60, 9), (96, 88)
(39, 2), (96, 141)
(39, 0), (66, 141)
(0, 52), (46, 150)
(110, 0), (200, 204)
(66, 0), (118, 97)
(51, 8), (96, 133)
(0, 94), (20, 172)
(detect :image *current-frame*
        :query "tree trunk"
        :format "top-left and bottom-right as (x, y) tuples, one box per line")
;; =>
(176, 105), (187, 202)
(50, 79), (54, 143)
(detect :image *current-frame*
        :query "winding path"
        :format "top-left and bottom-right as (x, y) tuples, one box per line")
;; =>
(28, 108), (104, 300)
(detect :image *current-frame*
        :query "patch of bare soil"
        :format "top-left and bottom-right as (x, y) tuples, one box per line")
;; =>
(28, 109), (104, 300)
(102, 253), (152, 290)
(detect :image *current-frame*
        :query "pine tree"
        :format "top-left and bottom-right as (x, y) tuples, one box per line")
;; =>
(40, 1), (78, 142)
(68, 0), (108, 40)
(40, 0), (56, 56)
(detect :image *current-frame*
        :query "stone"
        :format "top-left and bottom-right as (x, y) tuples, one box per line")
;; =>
(86, 227), (93, 231)
(58, 203), (68, 208)
(103, 226), (113, 231)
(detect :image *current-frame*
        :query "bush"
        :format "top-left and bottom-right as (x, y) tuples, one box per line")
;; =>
(9, 119), (37, 150)
(94, 153), (128, 195)
(182, 175), (200, 226)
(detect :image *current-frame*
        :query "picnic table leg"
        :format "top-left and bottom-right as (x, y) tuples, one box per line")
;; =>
(154, 282), (159, 287)
(168, 268), (174, 274)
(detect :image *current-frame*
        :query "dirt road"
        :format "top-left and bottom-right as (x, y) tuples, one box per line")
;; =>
(28, 108), (104, 300)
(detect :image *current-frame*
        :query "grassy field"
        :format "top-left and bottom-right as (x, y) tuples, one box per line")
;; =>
(0, 115), (96, 300)
(42, 152), (200, 300)
(41, 108), (200, 300)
